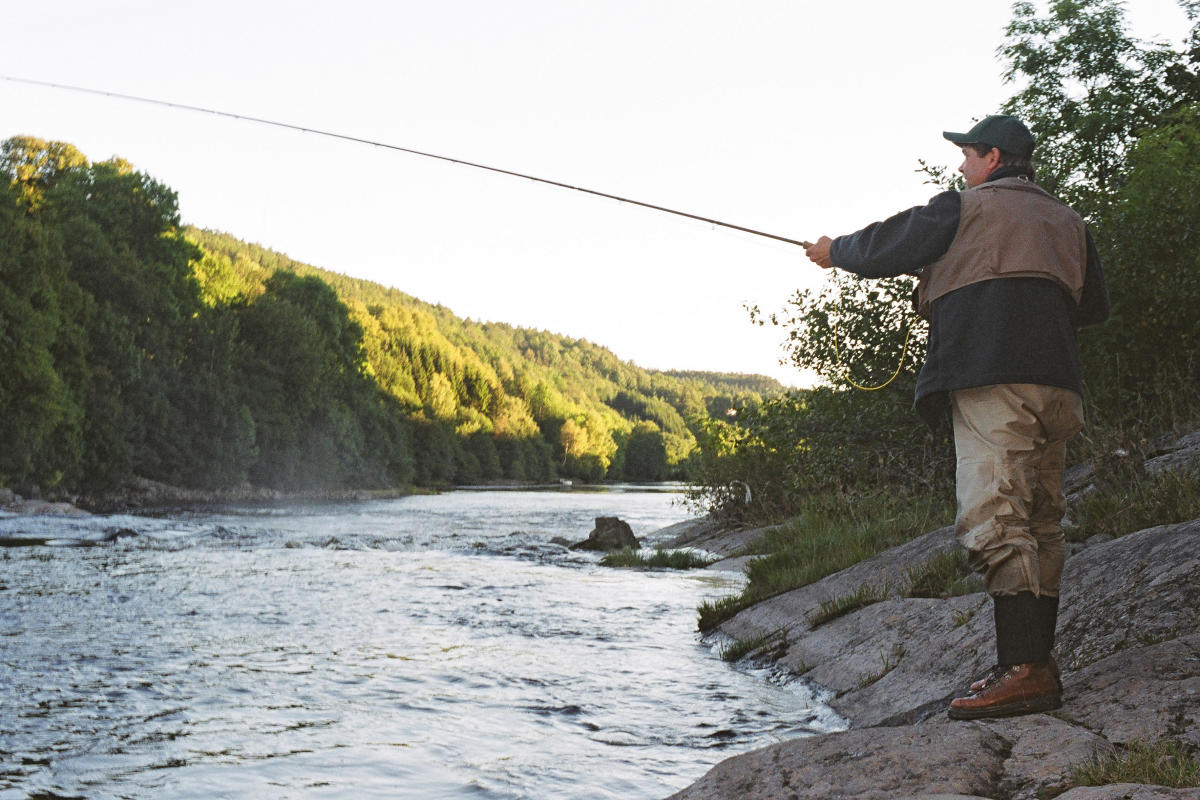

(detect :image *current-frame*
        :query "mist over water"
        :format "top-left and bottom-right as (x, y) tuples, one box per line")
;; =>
(0, 489), (843, 799)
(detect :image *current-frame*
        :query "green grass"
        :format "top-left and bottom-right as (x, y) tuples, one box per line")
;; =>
(1068, 739), (1200, 789)
(904, 548), (982, 599)
(952, 607), (977, 627)
(600, 547), (715, 569)
(1070, 467), (1200, 542)
(857, 644), (905, 689)
(718, 629), (788, 663)
(697, 488), (952, 631)
(807, 582), (890, 628)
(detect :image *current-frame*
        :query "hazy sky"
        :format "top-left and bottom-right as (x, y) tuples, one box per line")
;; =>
(2, 1), (1192, 385)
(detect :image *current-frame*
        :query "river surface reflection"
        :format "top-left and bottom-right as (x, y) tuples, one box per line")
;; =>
(0, 488), (843, 799)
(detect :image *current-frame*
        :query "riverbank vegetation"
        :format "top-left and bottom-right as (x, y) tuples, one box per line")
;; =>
(0, 144), (779, 497)
(689, 0), (1200, 628)
(599, 548), (715, 569)
(1070, 739), (1200, 790)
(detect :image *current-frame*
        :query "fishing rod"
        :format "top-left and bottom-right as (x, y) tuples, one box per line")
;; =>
(2, 75), (814, 250)
(6, 76), (923, 391)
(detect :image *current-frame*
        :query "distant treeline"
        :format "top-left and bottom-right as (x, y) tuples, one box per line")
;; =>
(0, 137), (779, 495)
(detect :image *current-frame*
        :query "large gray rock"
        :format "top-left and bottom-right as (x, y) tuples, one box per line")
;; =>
(1058, 634), (1200, 749)
(668, 516), (1200, 799)
(1144, 430), (1200, 477)
(570, 516), (640, 551)
(667, 718), (1115, 800)
(716, 519), (1199, 728)
(660, 516), (775, 558)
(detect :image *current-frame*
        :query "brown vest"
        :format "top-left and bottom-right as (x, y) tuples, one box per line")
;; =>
(917, 177), (1087, 318)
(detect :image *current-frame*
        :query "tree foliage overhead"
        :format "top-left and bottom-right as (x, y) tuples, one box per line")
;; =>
(0, 142), (780, 495)
(1000, 0), (1200, 217)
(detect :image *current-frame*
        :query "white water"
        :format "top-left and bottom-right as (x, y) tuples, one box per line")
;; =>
(0, 488), (843, 799)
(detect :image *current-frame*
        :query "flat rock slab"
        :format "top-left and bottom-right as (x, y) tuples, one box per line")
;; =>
(717, 525), (959, 646)
(1058, 634), (1200, 748)
(659, 517), (775, 559)
(668, 715), (1118, 800)
(717, 519), (1200, 728)
(666, 724), (1009, 800)
(671, 515), (1200, 799)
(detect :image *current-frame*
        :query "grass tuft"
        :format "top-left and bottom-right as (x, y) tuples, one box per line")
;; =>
(718, 629), (788, 663)
(808, 582), (890, 628)
(952, 607), (977, 627)
(600, 547), (714, 569)
(1069, 739), (1200, 789)
(1071, 467), (1200, 542)
(904, 548), (982, 599)
(857, 643), (905, 689)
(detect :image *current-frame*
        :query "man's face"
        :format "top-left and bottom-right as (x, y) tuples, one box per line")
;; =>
(958, 145), (999, 188)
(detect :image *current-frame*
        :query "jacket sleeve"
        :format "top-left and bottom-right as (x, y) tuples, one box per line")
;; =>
(1075, 227), (1111, 327)
(828, 190), (962, 278)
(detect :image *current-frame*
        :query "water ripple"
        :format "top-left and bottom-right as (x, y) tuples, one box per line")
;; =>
(1, 491), (844, 799)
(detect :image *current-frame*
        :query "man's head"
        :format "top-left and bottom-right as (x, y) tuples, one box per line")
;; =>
(943, 115), (1035, 187)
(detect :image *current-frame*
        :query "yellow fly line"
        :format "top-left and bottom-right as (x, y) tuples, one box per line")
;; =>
(832, 316), (918, 392)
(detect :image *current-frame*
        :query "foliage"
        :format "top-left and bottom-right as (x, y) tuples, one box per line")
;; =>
(1081, 104), (1200, 415)
(685, 382), (953, 522)
(687, 263), (951, 523)
(999, 0), (1191, 218)
(1069, 739), (1200, 789)
(0, 136), (782, 495)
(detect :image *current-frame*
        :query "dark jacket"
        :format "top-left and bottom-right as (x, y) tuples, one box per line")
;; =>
(828, 167), (1111, 427)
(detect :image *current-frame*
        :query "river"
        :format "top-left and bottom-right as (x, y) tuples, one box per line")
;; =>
(0, 488), (843, 799)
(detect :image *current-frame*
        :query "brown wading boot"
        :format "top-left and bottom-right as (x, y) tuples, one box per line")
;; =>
(949, 662), (1062, 720)
(971, 655), (1061, 693)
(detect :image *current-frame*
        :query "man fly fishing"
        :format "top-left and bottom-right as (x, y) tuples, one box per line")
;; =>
(805, 114), (1110, 719)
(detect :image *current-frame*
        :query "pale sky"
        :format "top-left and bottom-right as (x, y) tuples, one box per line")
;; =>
(2, 1), (1192, 386)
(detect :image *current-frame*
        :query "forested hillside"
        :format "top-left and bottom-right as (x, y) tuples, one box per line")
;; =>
(0, 137), (779, 495)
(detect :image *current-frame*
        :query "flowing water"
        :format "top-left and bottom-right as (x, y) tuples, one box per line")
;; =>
(0, 488), (843, 799)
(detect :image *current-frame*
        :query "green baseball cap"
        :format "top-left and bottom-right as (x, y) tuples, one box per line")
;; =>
(943, 115), (1035, 158)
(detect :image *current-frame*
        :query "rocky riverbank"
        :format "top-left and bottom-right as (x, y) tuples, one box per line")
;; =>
(664, 431), (1200, 799)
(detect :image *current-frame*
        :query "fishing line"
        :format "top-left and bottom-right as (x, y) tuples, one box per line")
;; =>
(832, 316), (916, 391)
(2, 74), (810, 249)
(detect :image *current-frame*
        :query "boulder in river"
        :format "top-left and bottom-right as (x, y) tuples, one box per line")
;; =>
(570, 516), (640, 551)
